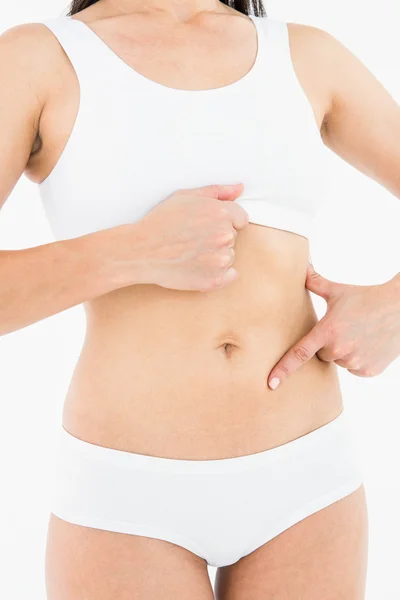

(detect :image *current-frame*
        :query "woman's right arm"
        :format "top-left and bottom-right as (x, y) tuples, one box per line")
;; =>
(0, 24), (248, 337)
(0, 23), (146, 336)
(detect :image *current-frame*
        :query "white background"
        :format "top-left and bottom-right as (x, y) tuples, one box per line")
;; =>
(0, 0), (399, 598)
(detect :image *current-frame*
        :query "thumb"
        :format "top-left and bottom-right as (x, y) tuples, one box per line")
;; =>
(190, 183), (244, 201)
(305, 263), (335, 301)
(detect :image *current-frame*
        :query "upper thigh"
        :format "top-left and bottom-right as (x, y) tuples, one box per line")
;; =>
(215, 484), (369, 600)
(45, 514), (214, 600)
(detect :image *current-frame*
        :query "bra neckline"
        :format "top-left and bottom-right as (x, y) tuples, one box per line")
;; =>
(65, 13), (266, 94)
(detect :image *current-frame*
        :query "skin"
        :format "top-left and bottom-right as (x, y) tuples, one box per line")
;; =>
(267, 265), (400, 389)
(266, 22), (400, 389)
(1, 0), (400, 597)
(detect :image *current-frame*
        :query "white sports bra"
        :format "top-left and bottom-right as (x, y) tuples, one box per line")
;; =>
(36, 14), (329, 241)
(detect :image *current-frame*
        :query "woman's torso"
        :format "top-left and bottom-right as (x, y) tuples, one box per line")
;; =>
(26, 7), (342, 459)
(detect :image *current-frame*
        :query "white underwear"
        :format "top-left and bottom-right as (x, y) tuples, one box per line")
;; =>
(50, 408), (364, 568)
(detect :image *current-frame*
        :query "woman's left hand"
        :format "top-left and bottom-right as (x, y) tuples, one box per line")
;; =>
(267, 264), (400, 390)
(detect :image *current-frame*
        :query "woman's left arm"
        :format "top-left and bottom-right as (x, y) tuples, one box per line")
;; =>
(267, 24), (400, 390)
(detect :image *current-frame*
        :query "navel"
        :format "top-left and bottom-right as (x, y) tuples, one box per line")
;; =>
(215, 335), (241, 358)
(222, 342), (237, 356)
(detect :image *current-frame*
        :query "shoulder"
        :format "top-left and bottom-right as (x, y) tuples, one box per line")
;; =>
(285, 21), (348, 72)
(284, 21), (344, 65)
(286, 21), (377, 112)
(286, 21), (338, 45)
(285, 21), (354, 84)
(0, 22), (70, 104)
(285, 22), (349, 121)
(0, 20), (60, 60)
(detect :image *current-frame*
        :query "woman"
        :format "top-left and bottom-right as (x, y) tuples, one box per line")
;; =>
(1, 0), (400, 597)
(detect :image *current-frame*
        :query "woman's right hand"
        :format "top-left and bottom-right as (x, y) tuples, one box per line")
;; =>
(112, 183), (249, 292)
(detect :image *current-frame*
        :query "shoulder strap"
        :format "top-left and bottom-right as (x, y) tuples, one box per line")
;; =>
(37, 16), (138, 80)
(250, 17), (296, 89)
(36, 16), (166, 92)
(258, 17), (293, 74)
(257, 17), (320, 135)
(35, 15), (134, 116)
(35, 17), (96, 82)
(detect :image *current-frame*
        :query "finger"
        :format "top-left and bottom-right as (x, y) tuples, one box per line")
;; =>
(346, 369), (373, 378)
(190, 183), (244, 201)
(305, 264), (336, 301)
(334, 355), (362, 370)
(219, 228), (238, 247)
(221, 247), (235, 268)
(316, 344), (343, 362)
(267, 322), (327, 390)
(341, 356), (379, 378)
(223, 202), (249, 231)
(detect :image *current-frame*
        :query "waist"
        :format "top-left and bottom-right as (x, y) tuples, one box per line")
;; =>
(67, 304), (341, 403)
(78, 227), (316, 391)
(62, 225), (343, 457)
(64, 331), (343, 458)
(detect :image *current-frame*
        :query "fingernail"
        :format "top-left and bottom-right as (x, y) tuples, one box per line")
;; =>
(269, 377), (280, 390)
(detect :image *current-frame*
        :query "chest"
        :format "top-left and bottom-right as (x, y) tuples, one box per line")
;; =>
(34, 16), (331, 241)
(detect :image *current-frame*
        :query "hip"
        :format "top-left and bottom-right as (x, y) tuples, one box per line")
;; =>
(50, 406), (363, 569)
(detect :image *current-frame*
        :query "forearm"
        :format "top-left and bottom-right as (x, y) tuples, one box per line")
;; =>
(0, 224), (146, 337)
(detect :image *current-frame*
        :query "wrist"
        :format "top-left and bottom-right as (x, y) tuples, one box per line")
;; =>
(85, 221), (154, 290)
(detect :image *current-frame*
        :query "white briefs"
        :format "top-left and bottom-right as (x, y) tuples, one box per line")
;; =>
(50, 408), (364, 568)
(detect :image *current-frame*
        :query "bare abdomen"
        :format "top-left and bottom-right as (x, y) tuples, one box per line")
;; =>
(61, 224), (343, 458)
